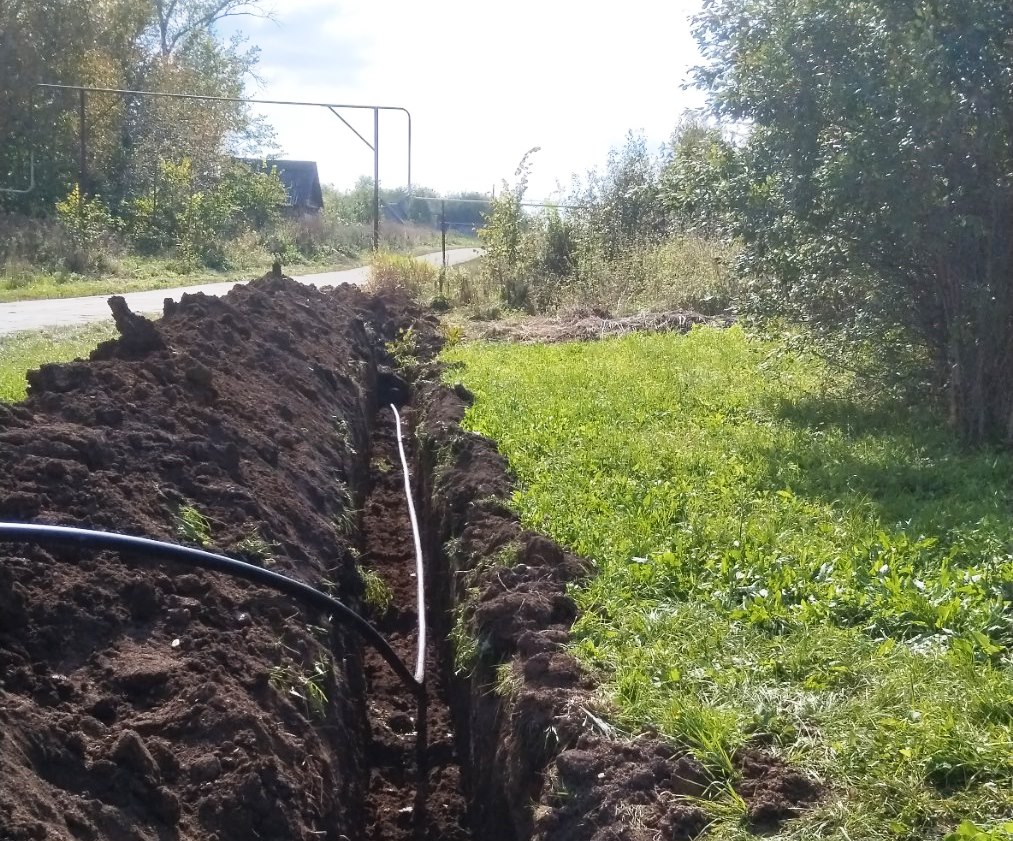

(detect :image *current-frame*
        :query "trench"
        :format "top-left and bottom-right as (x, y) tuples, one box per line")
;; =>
(2, 278), (739, 841)
(354, 385), (470, 841)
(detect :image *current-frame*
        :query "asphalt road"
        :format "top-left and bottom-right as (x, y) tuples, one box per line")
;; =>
(0, 248), (482, 337)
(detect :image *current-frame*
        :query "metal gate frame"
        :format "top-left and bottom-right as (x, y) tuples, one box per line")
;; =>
(1, 83), (412, 252)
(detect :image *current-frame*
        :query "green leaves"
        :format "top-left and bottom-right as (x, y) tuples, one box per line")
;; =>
(945, 821), (1013, 841)
(692, 0), (1013, 444)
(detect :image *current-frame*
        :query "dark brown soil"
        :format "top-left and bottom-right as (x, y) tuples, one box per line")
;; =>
(0, 277), (439, 841)
(463, 309), (729, 344)
(357, 400), (469, 841)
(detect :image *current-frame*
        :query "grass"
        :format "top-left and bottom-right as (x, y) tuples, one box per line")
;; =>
(0, 252), (361, 304)
(357, 565), (393, 614)
(0, 229), (478, 304)
(444, 326), (1013, 840)
(0, 323), (117, 402)
(234, 527), (276, 566)
(367, 251), (440, 299)
(174, 503), (213, 547)
(269, 656), (331, 719)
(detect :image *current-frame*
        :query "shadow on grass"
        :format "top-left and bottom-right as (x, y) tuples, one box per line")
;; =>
(759, 394), (1013, 535)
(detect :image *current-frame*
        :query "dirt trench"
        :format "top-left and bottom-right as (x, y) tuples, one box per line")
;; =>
(0, 276), (470, 841)
(0, 274), (820, 841)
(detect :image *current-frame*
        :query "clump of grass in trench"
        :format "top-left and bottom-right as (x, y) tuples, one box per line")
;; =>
(356, 565), (393, 614)
(443, 326), (1013, 839)
(269, 656), (331, 720)
(0, 322), (116, 402)
(233, 527), (276, 566)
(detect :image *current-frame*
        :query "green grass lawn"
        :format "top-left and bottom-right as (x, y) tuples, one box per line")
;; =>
(444, 327), (1013, 840)
(0, 323), (116, 402)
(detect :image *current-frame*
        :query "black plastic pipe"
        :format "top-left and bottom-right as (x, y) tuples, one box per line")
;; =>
(0, 522), (424, 698)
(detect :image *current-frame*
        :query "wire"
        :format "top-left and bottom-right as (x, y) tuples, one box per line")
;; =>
(390, 404), (427, 685)
(0, 522), (424, 697)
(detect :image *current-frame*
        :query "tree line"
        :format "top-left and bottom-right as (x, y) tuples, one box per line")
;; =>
(1, 0), (272, 212)
(481, 0), (1013, 446)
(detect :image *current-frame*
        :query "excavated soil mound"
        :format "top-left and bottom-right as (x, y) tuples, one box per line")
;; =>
(0, 277), (422, 841)
(465, 309), (728, 344)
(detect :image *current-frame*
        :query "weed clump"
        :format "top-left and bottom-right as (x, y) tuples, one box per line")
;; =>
(367, 252), (438, 299)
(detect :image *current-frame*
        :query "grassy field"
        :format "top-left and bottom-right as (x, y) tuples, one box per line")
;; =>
(444, 327), (1013, 840)
(0, 323), (116, 402)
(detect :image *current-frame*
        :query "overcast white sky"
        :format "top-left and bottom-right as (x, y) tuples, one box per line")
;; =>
(219, 0), (705, 200)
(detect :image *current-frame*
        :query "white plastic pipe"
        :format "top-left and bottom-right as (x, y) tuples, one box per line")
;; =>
(390, 404), (426, 684)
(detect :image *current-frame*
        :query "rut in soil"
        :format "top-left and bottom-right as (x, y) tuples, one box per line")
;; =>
(357, 400), (470, 841)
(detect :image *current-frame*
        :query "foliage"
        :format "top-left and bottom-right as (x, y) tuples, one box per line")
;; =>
(478, 147), (542, 311)
(0, 0), (271, 214)
(54, 187), (118, 272)
(269, 656), (330, 719)
(174, 503), (213, 546)
(691, 0), (1013, 445)
(473, 137), (736, 316)
(356, 566), (393, 614)
(385, 326), (420, 365)
(569, 131), (668, 260)
(124, 157), (286, 268)
(367, 253), (438, 300)
(151, 0), (271, 56)
(234, 527), (275, 565)
(659, 115), (744, 240)
(446, 327), (1013, 837)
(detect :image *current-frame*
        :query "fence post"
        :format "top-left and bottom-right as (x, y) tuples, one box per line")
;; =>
(373, 108), (380, 252)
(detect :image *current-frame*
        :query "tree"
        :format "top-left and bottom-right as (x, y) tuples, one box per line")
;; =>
(660, 115), (742, 240)
(0, 0), (271, 213)
(152, 0), (272, 56)
(569, 132), (667, 261)
(693, 0), (1013, 444)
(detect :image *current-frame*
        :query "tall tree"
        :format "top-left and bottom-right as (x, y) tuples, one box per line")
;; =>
(152, 0), (271, 56)
(693, 0), (1013, 444)
(0, 0), (270, 210)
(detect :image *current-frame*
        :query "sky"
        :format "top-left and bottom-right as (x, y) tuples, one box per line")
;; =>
(219, 0), (706, 202)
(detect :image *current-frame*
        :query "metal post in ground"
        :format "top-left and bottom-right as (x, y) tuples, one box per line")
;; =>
(373, 107), (380, 252)
(78, 88), (87, 198)
(440, 200), (447, 297)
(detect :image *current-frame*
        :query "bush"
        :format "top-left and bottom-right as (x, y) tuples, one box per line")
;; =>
(123, 157), (286, 269)
(54, 186), (118, 273)
(367, 252), (438, 299)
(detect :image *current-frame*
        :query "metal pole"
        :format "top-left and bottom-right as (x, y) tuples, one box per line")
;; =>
(373, 107), (380, 252)
(440, 200), (447, 298)
(78, 88), (87, 198)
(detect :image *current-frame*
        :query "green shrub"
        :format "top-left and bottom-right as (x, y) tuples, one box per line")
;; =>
(367, 252), (438, 299)
(54, 186), (118, 273)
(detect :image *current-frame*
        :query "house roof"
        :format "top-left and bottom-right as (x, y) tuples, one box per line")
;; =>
(238, 159), (323, 210)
